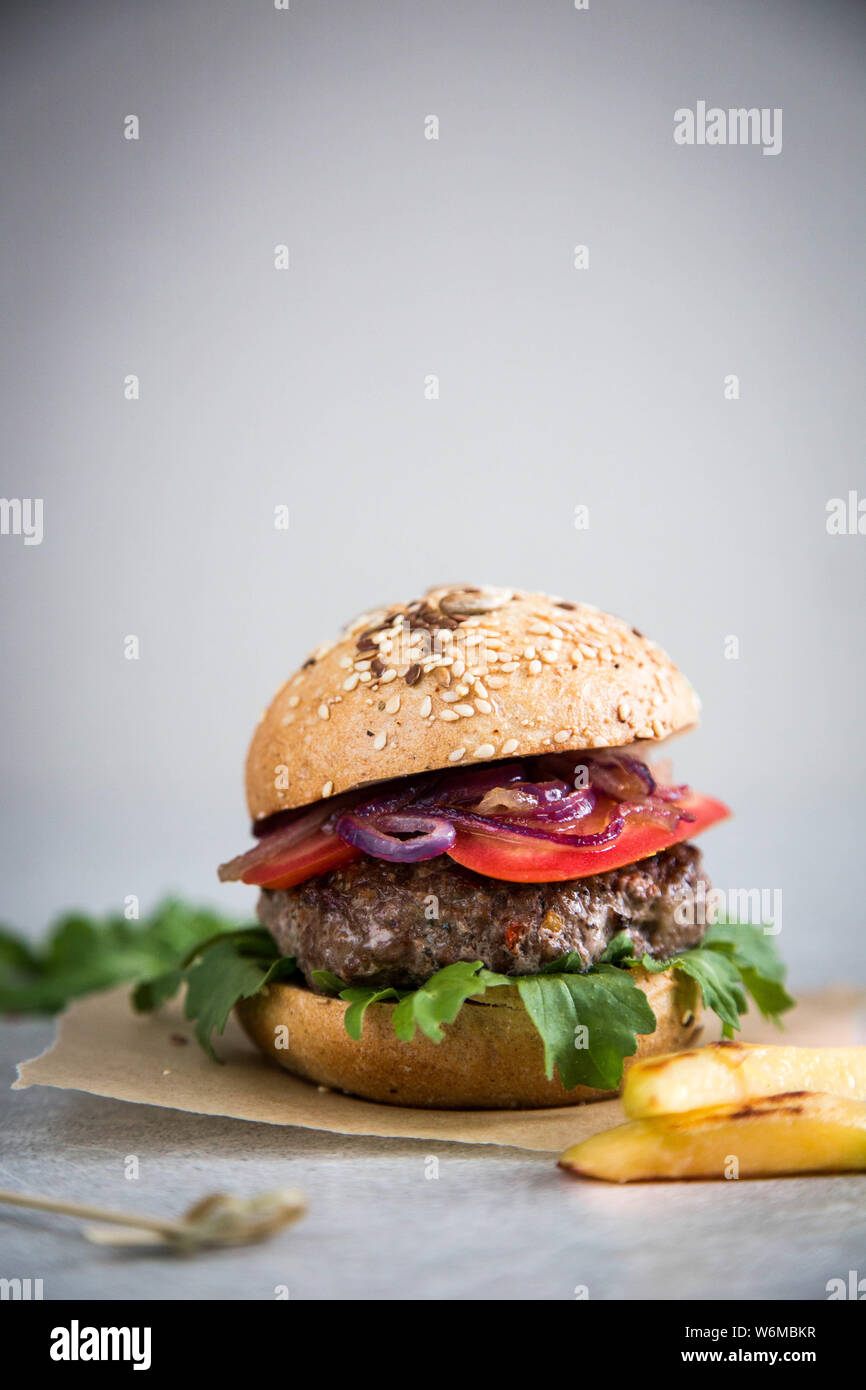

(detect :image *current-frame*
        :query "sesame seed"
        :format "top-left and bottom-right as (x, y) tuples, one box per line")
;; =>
(501, 738), (519, 754)
(554, 729), (571, 743)
(342, 673), (360, 692)
(454, 704), (475, 717)
(317, 703), (330, 720)
(440, 710), (460, 722)
(359, 672), (372, 683)
(448, 747), (466, 762)
(580, 643), (597, 658)
(288, 694), (300, 708)
(441, 691), (459, 703)
(419, 695), (432, 717)
(338, 656), (353, 670)
(473, 743), (496, 759)
(322, 781), (334, 798)
(380, 668), (397, 684)
(372, 731), (387, 750)
(529, 659), (542, 675)
(652, 718), (666, 738)
(486, 675), (506, 689)
(529, 621), (551, 635)
(540, 649), (558, 664)
(473, 679), (488, 698)
(499, 661), (519, 673)
(570, 648), (584, 663)
(436, 667), (452, 686)
(385, 694), (400, 714)
(524, 645), (537, 660)
(354, 659), (372, 672)
(617, 700), (632, 720)
(452, 660), (466, 678)
(455, 683), (470, 697)
(475, 699), (493, 714)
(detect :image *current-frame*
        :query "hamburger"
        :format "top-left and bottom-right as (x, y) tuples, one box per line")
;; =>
(189, 585), (790, 1108)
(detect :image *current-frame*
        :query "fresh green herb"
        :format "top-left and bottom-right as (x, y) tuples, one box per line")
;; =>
(616, 921), (795, 1039)
(131, 918), (793, 1085)
(0, 900), (240, 1014)
(516, 964), (657, 1090)
(132, 927), (297, 1061)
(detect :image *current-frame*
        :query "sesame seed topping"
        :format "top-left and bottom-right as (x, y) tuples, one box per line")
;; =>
(342, 673), (360, 692)
(473, 743), (496, 759)
(554, 729), (571, 743)
(499, 661), (519, 673)
(322, 780), (334, 798)
(385, 694), (400, 714)
(618, 700), (632, 720)
(380, 667), (397, 684)
(372, 731), (387, 750)
(454, 704), (475, 717)
(652, 718), (666, 738)
(486, 675), (506, 689)
(317, 703), (330, 720)
(359, 672), (372, 683)
(441, 691), (459, 702)
(473, 679), (488, 698)
(354, 659), (372, 672)
(451, 660), (465, 678)
(540, 649), (558, 664)
(475, 699), (492, 714)
(579, 643), (597, 658)
(338, 656), (353, 670)
(440, 710), (460, 722)
(524, 645), (537, 660)
(448, 747), (466, 762)
(419, 695), (432, 717)
(528, 659), (542, 675)
(288, 694), (300, 707)
(570, 648), (583, 663)
(501, 738), (519, 754)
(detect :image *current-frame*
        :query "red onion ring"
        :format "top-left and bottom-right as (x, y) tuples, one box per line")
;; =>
(335, 812), (456, 862)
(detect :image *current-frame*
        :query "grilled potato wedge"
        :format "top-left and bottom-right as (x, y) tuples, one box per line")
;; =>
(559, 1092), (866, 1182)
(622, 1042), (866, 1118)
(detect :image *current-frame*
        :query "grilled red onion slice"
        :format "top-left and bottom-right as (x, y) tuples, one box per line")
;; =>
(335, 812), (456, 862)
(219, 801), (335, 881)
(442, 808), (627, 848)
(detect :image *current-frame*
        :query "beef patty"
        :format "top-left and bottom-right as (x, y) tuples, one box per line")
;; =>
(257, 842), (709, 989)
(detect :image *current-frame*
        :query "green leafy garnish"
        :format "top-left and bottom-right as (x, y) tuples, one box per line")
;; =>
(0, 900), (239, 1014)
(132, 927), (297, 1060)
(516, 964), (657, 1090)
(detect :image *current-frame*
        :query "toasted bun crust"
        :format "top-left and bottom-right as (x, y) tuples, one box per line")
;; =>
(235, 968), (701, 1109)
(246, 586), (700, 821)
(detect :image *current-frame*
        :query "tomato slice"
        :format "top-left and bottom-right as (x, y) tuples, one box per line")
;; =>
(445, 792), (730, 883)
(241, 830), (361, 890)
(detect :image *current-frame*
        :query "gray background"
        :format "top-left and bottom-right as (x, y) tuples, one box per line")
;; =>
(2, 0), (865, 984)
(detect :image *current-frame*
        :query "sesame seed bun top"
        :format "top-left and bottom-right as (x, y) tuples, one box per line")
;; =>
(245, 585), (701, 822)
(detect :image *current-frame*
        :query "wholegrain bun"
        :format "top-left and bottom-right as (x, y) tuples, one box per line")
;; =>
(246, 585), (699, 821)
(235, 968), (701, 1109)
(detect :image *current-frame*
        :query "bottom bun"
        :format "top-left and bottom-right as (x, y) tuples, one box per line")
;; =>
(235, 968), (702, 1110)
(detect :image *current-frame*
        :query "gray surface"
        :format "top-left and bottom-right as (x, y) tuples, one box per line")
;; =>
(2, 1017), (864, 1301)
(1, 0), (865, 991)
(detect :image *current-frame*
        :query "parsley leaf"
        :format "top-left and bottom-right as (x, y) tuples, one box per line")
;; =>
(0, 900), (239, 1014)
(517, 964), (657, 1089)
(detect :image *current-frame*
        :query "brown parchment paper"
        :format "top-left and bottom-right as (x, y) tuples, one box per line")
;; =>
(13, 987), (866, 1153)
